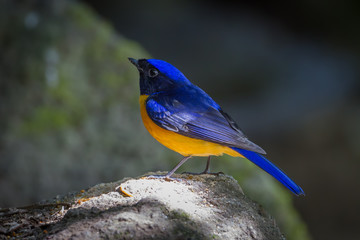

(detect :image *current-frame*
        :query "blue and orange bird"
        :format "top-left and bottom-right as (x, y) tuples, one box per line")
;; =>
(129, 58), (304, 196)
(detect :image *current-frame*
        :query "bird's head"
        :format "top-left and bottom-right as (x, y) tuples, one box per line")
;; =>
(129, 58), (191, 95)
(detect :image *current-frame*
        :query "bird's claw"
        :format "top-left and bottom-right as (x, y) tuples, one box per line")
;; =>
(181, 171), (225, 176)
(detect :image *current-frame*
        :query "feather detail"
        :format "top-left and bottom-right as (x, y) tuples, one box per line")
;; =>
(231, 147), (305, 195)
(146, 86), (266, 154)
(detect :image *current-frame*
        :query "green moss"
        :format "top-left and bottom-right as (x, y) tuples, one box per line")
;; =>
(21, 106), (70, 134)
(0, 2), (310, 240)
(66, 2), (95, 30)
(168, 209), (191, 221)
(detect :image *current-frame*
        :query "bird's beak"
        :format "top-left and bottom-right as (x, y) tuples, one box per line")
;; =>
(128, 58), (139, 67)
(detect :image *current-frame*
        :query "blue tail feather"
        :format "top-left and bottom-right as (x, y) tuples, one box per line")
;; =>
(231, 147), (305, 196)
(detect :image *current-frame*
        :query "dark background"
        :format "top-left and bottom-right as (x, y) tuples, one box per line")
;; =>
(83, 1), (360, 240)
(0, 0), (359, 239)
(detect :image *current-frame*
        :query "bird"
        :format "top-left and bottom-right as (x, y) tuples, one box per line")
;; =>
(129, 58), (304, 196)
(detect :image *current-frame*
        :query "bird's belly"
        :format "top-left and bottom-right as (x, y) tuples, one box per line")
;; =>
(139, 95), (242, 157)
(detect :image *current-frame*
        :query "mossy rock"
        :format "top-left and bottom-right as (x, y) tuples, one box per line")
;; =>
(0, 0), (168, 207)
(0, 1), (310, 239)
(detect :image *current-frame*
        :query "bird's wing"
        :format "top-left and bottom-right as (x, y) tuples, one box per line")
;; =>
(146, 87), (266, 154)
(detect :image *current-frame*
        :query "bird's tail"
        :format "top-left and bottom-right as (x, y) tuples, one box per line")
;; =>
(231, 147), (305, 196)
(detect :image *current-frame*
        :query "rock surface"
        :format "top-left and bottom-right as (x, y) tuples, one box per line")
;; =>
(0, 173), (284, 239)
(0, 1), (308, 239)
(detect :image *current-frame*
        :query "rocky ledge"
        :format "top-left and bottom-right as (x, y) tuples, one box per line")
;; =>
(0, 173), (284, 239)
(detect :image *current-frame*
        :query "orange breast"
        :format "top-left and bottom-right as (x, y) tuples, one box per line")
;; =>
(139, 95), (243, 157)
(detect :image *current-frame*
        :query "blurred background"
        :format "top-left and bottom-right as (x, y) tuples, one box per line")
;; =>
(1, 0), (359, 239)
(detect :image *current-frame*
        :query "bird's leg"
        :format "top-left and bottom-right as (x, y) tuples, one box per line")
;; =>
(201, 156), (211, 174)
(182, 156), (211, 175)
(165, 156), (192, 178)
(182, 156), (224, 175)
(146, 156), (191, 180)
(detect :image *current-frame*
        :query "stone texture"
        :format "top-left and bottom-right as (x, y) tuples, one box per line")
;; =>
(0, 173), (284, 239)
(0, 1), (308, 239)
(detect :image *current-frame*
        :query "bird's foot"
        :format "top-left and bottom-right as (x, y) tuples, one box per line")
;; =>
(181, 171), (225, 176)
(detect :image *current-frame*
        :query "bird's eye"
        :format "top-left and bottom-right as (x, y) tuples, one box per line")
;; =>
(148, 68), (159, 78)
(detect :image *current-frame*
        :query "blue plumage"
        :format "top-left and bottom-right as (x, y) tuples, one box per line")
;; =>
(147, 59), (191, 84)
(146, 86), (266, 154)
(129, 57), (305, 196)
(231, 147), (305, 195)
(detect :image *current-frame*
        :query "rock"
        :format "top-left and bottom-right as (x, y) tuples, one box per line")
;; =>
(0, 0), (163, 208)
(0, 1), (308, 239)
(0, 173), (284, 239)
